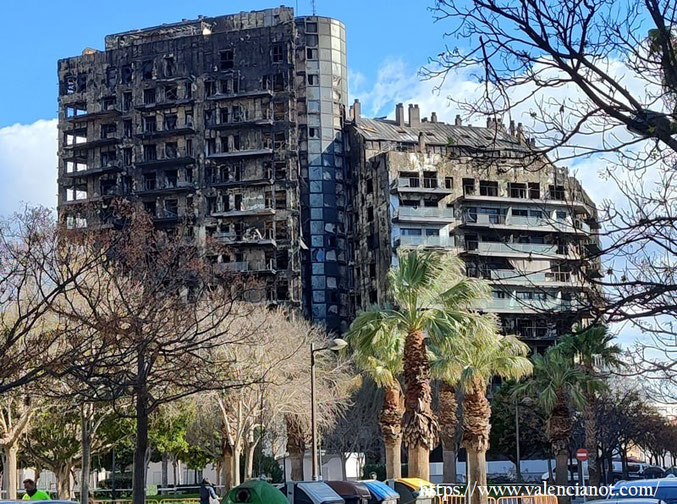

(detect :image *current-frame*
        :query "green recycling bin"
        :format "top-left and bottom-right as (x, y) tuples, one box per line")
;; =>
(224, 479), (288, 504)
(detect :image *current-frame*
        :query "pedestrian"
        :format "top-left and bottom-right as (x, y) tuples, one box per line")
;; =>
(22, 479), (50, 500)
(199, 478), (219, 504)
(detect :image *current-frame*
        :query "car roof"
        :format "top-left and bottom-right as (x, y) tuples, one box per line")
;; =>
(617, 479), (677, 487)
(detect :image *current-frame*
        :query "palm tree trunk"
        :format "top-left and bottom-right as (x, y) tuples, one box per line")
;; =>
(380, 384), (403, 479)
(583, 391), (599, 486)
(462, 377), (491, 504)
(547, 401), (572, 504)
(467, 448), (488, 504)
(402, 329), (437, 480)
(439, 381), (458, 483)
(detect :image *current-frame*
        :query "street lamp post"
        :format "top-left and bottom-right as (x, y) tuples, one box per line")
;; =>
(310, 338), (348, 481)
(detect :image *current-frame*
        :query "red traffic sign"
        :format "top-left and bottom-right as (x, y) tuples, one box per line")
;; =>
(576, 448), (588, 461)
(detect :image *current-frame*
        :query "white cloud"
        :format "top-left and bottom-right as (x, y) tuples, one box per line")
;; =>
(0, 119), (58, 216)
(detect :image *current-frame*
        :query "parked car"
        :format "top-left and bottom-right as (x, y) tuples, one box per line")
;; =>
(586, 477), (677, 504)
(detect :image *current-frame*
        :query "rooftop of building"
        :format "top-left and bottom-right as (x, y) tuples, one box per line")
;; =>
(351, 100), (534, 152)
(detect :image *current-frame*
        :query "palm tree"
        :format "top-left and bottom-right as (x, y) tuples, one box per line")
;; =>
(559, 325), (622, 486)
(437, 380), (460, 483)
(517, 347), (594, 504)
(347, 250), (490, 480)
(346, 308), (404, 478)
(431, 316), (532, 504)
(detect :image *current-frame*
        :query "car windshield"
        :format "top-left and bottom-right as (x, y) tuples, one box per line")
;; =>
(614, 483), (677, 504)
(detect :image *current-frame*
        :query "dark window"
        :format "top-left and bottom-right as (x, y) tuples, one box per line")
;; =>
(274, 162), (286, 180)
(479, 180), (499, 196)
(272, 44), (284, 63)
(306, 48), (317, 59)
(205, 81), (216, 97)
(123, 148), (132, 165)
(204, 109), (215, 126)
(143, 88), (156, 105)
(122, 92), (133, 111)
(101, 150), (116, 166)
(165, 142), (178, 159)
(366, 178), (373, 194)
(528, 182), (540, 199)
(101, 123), (116, 139)
(549, 185), (565, 200)
(102, 97), (116, 110)
(509, 183), (527, 199)
(219, 107), (229, 124)
(273, 72), (285, 91)
(142, 60), (154, 80)
(164, 114), (177, 130)
(143, 116), (156, 133)
(306, 22), (318, 33)
(445, 177), (453, 189)
(206, 139), (216, 155)
(219, 50), (234, 70)
(367, 206), (374, 222)
(143, 145), (157, 161)
(232, 105), (242, 122)
(164, 57), (175, 77)
(106, 67), (117, 87)
(307, 74), (318, 85)
(165, 85), (178, 101)
(121, 65), (133, 84)
(463, 178), (475, 195)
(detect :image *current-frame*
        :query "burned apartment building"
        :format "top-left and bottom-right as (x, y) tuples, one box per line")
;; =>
(56, 8), (351, 331)
(345, 102), (603, 351)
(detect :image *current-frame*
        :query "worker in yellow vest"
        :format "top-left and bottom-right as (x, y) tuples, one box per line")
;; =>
(22, 479), (51, 500)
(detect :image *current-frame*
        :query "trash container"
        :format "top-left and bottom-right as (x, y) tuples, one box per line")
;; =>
(224, 479), (288, 504)
(326, 481), (371, 504)
(361, 480), (400, 504)
(387, 478), (437, 504)
(280, 481), (346, 504)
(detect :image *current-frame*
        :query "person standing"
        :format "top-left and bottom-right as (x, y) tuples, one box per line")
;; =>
(199, 478), (218, 504)
(22, 479), (51, 500)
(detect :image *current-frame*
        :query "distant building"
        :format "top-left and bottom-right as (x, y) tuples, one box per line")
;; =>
(345, 102), (603, 350)
(56, 8), (352, 331)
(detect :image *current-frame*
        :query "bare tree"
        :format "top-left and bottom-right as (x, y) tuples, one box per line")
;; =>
(55, 203), (257, 504)
(426, 0), (677, 392)
(0, 393), (33, 499)
(0, 207), (104, 395)
(205, 306), (353, 489)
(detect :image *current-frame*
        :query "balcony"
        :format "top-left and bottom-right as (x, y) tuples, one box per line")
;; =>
(136, 155), (196, 168)
(213, 229), (277, 247)
(205, 89), (274, 102)
(62, 160), (123, 178)
(463, 213), (592, 234)
(488, 269), (575, 285)
(214, 259), (276, 274)
(393, 206), (456, 223)
(391, 178), (453, 195)
(480, 296), (581, 313)
(207, 148), (273, 159)
(395, 234), (455, 249)
(211, 206), (276, 218)
(466, 242), (560, 257)
(207, 119), (275, 130)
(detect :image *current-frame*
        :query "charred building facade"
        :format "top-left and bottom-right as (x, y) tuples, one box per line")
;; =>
(56, 8), (351, 331)
(345, 102), (603, 351)
(57, 7), (602, 340)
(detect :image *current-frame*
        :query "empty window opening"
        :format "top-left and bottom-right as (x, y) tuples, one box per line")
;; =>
(220, 50), (234, 71)
(143, 88), (156, 105)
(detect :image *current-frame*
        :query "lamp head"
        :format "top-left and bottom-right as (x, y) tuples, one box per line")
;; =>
(329, 338), (348, 351)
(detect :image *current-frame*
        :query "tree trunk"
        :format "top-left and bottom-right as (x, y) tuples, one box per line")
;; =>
(384, 439), (402, 480)
(554, 448), (570, 504)
(245, 440), (256, 480)
(56, 464), (75, 500)
(467, 448), (488, 504)
(402, 329), (437, 481)
(380, 384), (403, 479)
(583, 392), (599, 486)
(222, 444), (234, 492)
(286, 414), (307, 481)
(289, 450), (304, 481)
(439, 382), (459, 484)
(161, 455), (169, 488)
(4, 445), (17, 500)
(462, 377), (491, 503)
(133, 388), (149, 504)
(80, 409), (92, 504)
(232, 443), (241, 487)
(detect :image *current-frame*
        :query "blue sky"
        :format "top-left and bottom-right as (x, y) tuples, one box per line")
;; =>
(0, 0), (448, 127)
